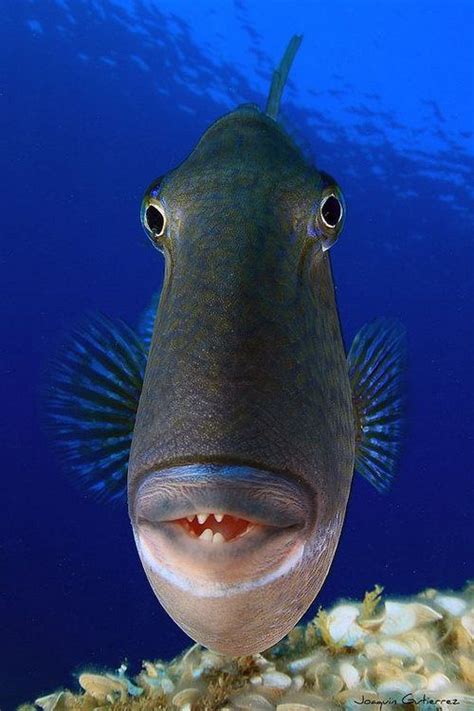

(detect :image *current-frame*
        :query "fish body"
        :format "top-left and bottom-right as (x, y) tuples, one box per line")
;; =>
(47, 37), (405, 656)
(129, 104), (354, 653)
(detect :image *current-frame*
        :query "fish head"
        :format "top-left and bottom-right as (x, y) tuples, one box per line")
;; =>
(128, 103), (355, 655)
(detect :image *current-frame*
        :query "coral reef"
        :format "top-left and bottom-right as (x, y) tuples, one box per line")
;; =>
(21, 585), (474, 711)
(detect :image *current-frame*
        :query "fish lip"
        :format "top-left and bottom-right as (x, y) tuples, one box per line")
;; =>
(135, 516), (307, 598)
(131, 463), (314, 531)
(132, 463), (314, 597)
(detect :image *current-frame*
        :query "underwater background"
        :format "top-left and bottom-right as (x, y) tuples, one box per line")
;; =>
(1, 0), (473, 708)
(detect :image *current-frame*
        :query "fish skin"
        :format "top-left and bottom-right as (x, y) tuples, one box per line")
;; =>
(128, 104), (355, 655)
(130, 108), (353, 482)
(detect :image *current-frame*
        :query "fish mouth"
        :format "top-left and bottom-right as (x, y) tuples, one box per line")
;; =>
(131, 463), (315, 596)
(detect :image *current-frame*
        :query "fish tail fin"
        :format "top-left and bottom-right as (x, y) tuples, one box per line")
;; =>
(348, 319), (407, 493)
(265, 34), (303, 120)
(45, 314), (147, 502)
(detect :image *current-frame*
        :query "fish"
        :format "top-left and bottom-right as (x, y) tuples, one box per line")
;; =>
(46, 36), (406, 656)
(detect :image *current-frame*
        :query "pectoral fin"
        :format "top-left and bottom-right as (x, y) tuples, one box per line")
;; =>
(348, 319), (407, 493)
(45, 295), (161, 501)
(46, 313), (149, 502)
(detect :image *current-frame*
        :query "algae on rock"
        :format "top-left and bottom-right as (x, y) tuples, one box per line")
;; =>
(23, 584), (474, 711)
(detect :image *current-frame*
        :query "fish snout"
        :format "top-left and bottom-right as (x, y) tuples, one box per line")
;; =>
(129, 463), (318, 654)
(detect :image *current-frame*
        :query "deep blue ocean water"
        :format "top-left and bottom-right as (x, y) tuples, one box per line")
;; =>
(1, 1), (473, 708)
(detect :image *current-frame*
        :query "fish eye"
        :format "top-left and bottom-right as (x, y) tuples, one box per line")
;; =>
(141, 176), (167, 248)
(145, 204), (166, 236)
(141, 200), (167, 248)
(309, 173), (345, 251)
(320, 194), (342, 229)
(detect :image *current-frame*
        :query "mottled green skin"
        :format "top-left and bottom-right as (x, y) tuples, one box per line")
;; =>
(128, 105), (355, 654)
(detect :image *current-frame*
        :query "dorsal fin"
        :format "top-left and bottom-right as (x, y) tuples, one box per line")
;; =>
(265, 35), (303, 120)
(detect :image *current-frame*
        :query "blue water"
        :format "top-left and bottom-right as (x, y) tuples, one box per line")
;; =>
(1, 1), (473, 707)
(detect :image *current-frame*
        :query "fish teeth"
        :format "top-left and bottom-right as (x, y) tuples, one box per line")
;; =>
(214, 513), (224, 523)
(197, 513), (208, 525)
(186, 516), (194, 523)
(197, 529), (225, 544)
(199, 528), (213, 541)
